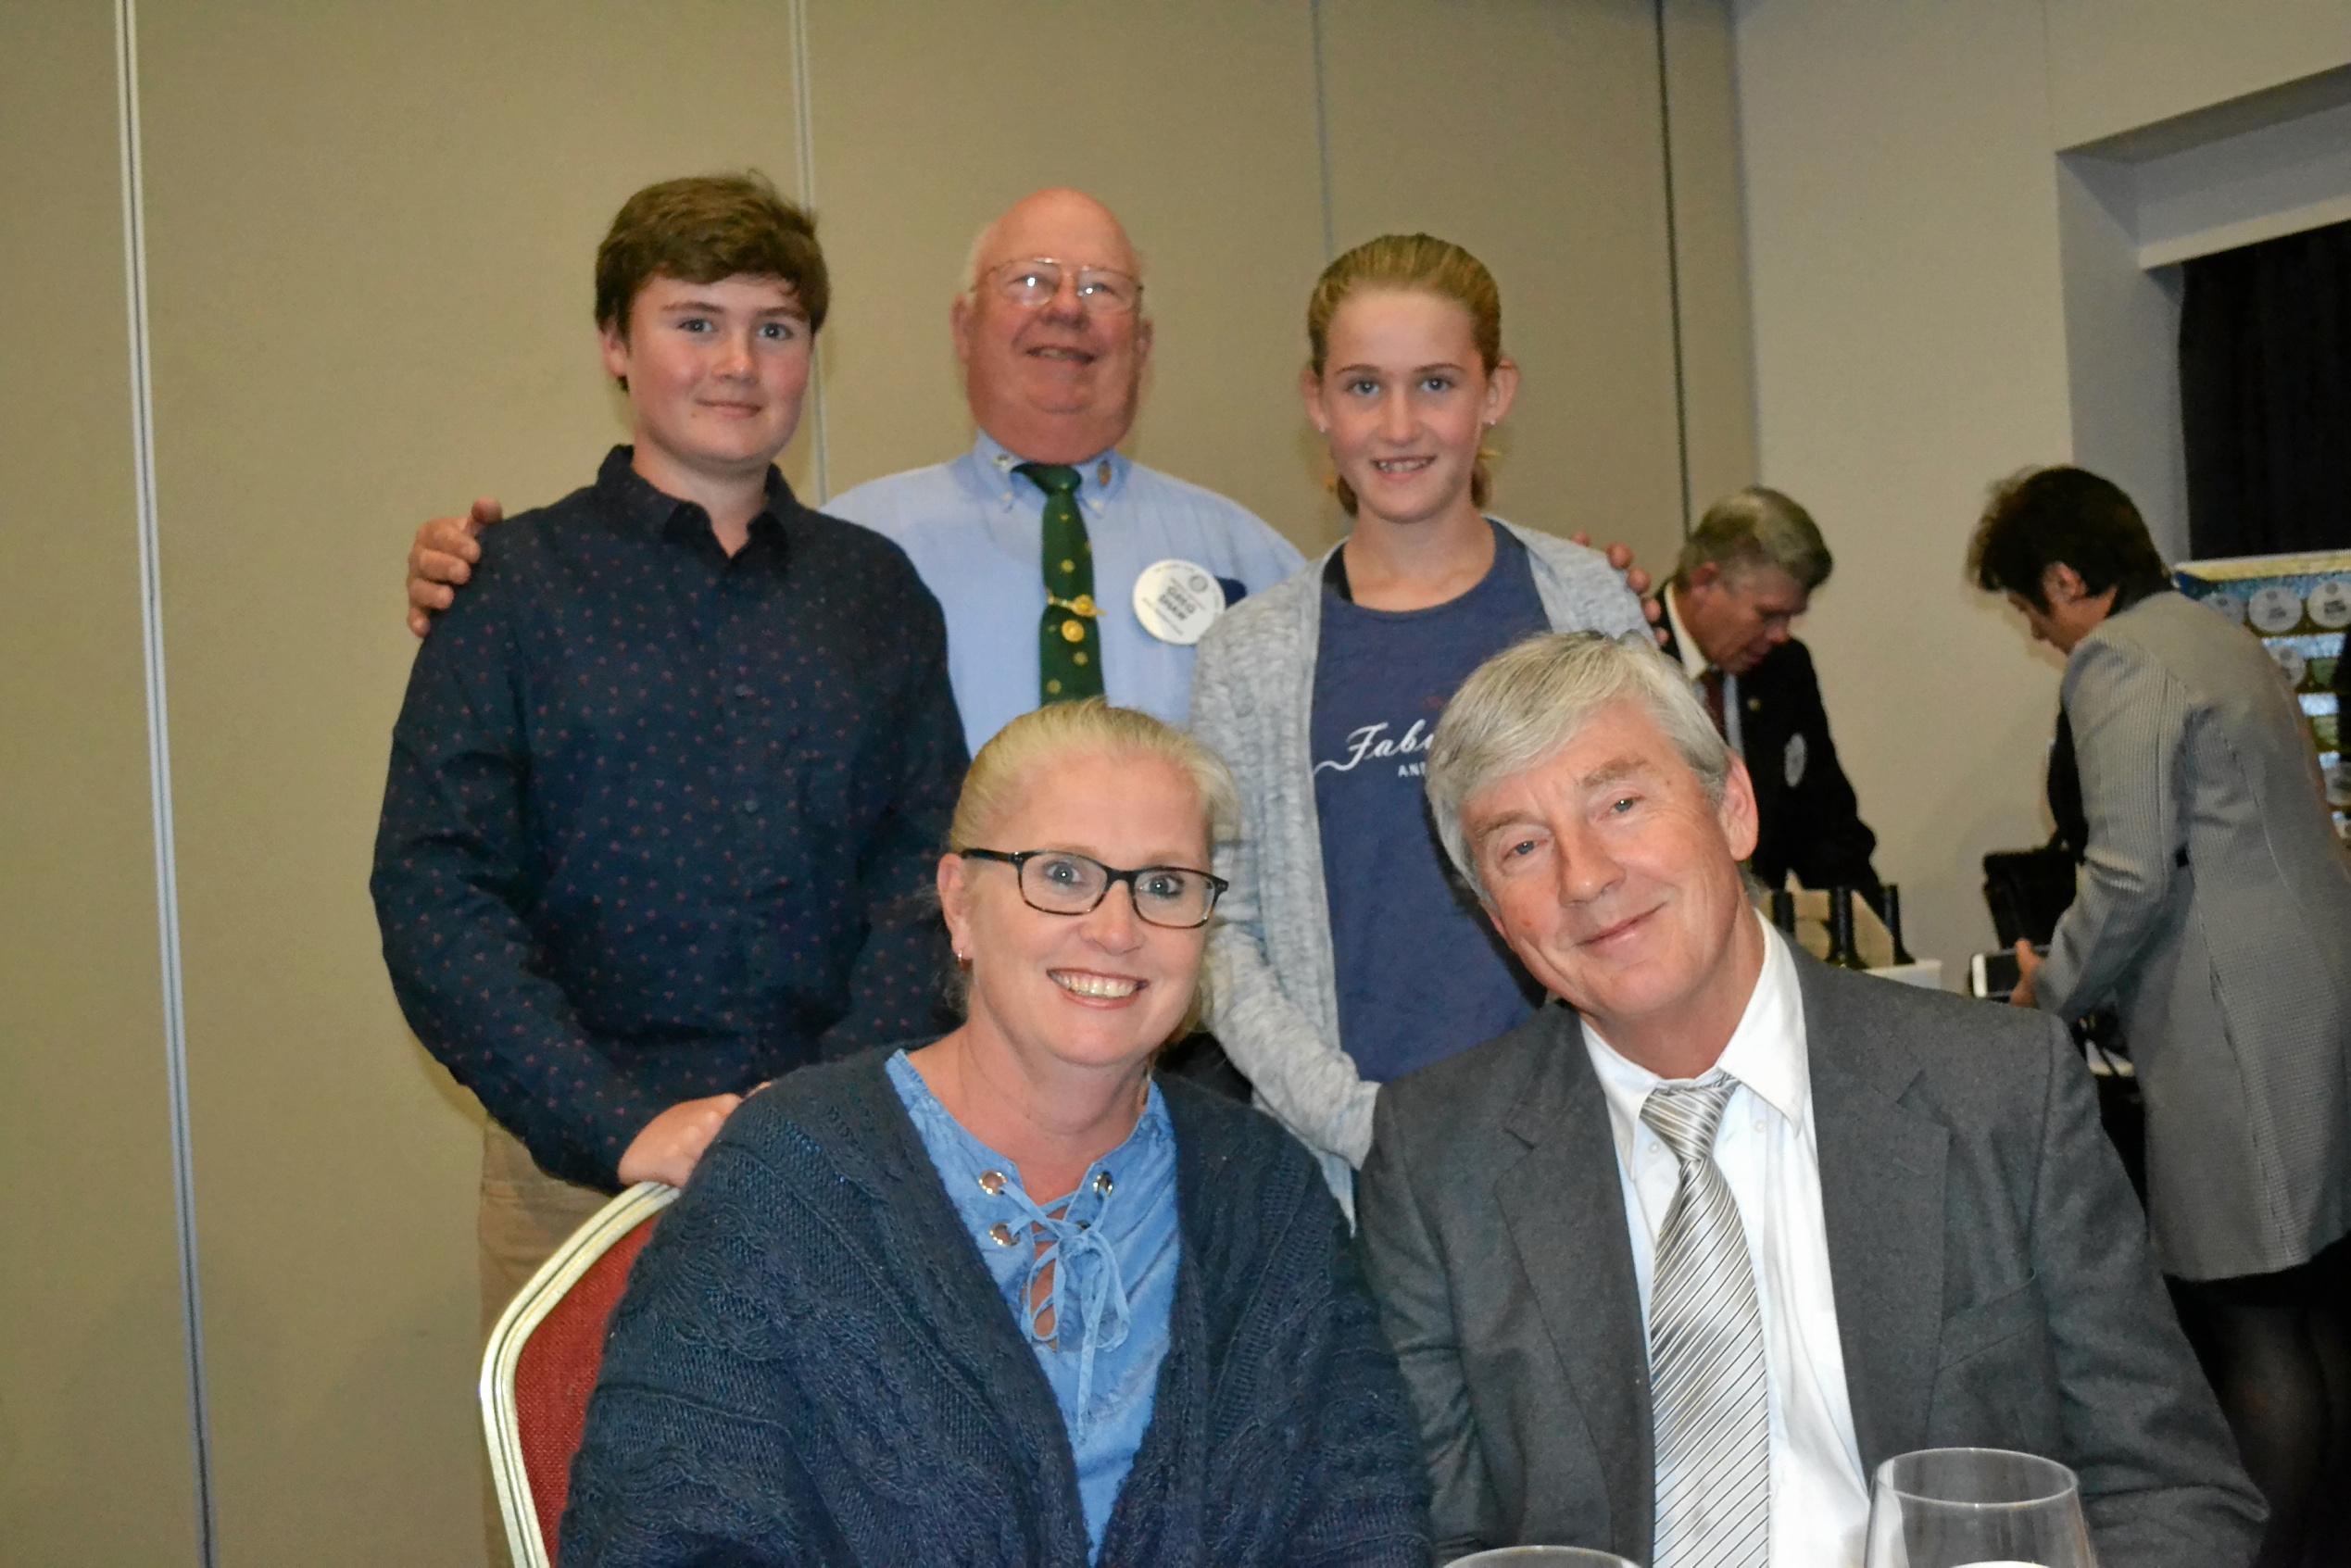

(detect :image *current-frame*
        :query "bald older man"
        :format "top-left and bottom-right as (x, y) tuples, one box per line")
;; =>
(404, 187), (1302, 754)
(825, 188), (1302, 750)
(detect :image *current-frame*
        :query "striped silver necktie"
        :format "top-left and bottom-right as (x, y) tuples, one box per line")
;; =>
(1643, 1075), (1769, 1568)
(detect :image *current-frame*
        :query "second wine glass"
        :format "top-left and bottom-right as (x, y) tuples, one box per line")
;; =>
(1863, 1447), (2095, 1568)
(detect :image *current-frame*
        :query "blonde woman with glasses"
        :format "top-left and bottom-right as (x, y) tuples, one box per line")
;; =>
(560, 700), (1431, 1566)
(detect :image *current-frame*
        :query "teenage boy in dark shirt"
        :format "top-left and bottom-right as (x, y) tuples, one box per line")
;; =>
(371, 173), (965, 1322)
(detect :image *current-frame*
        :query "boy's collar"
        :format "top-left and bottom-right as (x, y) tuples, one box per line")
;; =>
(595, 445), (795, 542)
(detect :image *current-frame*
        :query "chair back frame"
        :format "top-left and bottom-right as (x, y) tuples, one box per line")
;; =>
(480, 1180), (678, 1568)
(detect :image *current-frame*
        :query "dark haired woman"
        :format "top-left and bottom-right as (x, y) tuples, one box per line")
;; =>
(1972, 463), (2351, 1568)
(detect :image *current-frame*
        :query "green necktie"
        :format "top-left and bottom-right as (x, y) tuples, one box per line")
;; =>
(1017, 462), (1104, 705)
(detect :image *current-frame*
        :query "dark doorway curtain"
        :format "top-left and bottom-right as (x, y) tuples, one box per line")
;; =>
(2178, 218), (2351, 558)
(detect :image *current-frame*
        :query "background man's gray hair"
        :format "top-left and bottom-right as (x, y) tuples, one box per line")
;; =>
(1673, 484), (1834, 592)
(1426, 632), (1734, 900)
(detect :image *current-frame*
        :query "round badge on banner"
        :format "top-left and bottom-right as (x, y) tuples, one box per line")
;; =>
(2274, 645), (2307, 688)
(2201, 592), (2247, 625)
(2248, 584), (2306, 635)
(1133, 558), (1226, 646)
(2309, 579), (2351, 632)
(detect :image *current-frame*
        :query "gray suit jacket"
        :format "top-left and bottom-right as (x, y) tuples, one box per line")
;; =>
(1358, 953), (2263, 1566)
(2040, 590), (2351, 1280)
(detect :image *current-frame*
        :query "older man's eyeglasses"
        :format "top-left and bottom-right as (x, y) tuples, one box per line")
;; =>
(983, 257), (1143, 315)
(960, 848), (1225, 928)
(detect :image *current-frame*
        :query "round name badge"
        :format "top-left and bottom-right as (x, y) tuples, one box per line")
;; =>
(2272, 645), (2307, 688)
(2248, 584), (2305, 635)
(2201, 592), (2247, 625)
(1782, 733), (1809, 788)
(1132, 558), (1226, 646)
(2309, 579), (2351, 632)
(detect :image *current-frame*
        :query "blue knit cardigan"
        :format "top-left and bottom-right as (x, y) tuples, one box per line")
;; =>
(559, 1050), (1433, 1566)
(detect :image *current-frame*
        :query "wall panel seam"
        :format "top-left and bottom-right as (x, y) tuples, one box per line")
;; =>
(114, 0), (217, 1560)
(1310, 0), (1336, 258)
(790, 0), (832, 502)
(1653, 0), (1694, 533)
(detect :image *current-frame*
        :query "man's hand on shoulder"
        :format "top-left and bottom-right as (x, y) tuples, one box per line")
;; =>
(406, 497), (501, 638)
(1569, 531), (1667, 646)
(615, 1091), (745, 1188)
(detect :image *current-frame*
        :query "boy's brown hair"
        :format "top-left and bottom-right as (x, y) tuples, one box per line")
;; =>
(594, 171), (828, 339)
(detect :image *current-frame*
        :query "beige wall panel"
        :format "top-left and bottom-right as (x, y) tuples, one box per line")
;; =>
(1735, 0), (2077, 979)
(805, 0), (1332, 543)
(2046, 0), (2351, 149)
(1737, 0), (2351, 979)
(1, 6), (204, 1562)
(132, 4), (804, 1562)
(1662, 0), (1758, 518)
(1320, 0), (1686, 569)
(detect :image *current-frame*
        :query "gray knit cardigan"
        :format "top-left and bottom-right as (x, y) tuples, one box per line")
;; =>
(1189, 522), (1646, 1203)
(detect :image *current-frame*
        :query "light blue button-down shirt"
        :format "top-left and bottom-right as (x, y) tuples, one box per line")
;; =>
(829, 433), (1306, 754)
(885, 1049), (1179, 1564)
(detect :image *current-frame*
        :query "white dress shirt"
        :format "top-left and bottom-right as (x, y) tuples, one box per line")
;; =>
(1663, 583), (1742, 754)
(1583, 917), (1870, 1568)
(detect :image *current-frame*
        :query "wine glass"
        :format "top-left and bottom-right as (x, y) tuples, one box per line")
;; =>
(1863, 1447), (2096, 1567)
(1447, 1550), (1641, 1568)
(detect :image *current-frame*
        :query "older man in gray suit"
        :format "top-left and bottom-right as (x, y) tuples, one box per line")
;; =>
(1356, 631), (2260, 1567)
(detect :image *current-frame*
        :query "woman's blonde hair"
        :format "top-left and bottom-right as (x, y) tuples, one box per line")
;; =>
(1304, 232), (1505, 516)
(948, 700), (1239, 1036)
(951, 699), (1238, 853)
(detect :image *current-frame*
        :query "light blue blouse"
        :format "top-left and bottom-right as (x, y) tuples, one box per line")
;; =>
(884, 1050), (1180, 1562)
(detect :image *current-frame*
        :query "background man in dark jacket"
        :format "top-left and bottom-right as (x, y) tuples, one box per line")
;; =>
(1657, 485), (1880, 900)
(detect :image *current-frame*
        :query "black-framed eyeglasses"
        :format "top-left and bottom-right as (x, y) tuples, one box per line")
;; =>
(982, 257), (1144, 315)
(960, 847), (1226, 929)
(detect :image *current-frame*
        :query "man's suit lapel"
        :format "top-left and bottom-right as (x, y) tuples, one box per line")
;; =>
(1497, 1006), (1653, 1560)
(1801, 958), (1949, 1474)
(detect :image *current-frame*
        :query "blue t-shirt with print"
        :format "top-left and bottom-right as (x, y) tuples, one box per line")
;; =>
(1311, 521), (1549, 1083)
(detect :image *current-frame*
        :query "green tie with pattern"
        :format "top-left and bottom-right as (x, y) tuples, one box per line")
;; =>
(1017, 461), (1103, 705)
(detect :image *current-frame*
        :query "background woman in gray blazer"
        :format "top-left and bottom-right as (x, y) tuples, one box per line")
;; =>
(1972, 464), (2351, 1568)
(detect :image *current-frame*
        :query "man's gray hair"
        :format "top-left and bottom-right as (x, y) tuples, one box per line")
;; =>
(1426, 632), (1734, 899)
(959, 221), (995, 297)
(1675, 485), (1833, 592)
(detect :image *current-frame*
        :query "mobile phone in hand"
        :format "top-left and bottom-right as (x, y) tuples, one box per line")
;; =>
(1969, 945), (2047, 1001)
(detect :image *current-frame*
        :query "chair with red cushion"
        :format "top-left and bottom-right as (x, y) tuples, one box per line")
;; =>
(481, 1181), (677, 1568)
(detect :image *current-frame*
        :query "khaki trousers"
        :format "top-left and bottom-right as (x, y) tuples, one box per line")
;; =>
(478, 1122), (610, 1335)
(477, 1123), (610, 1565)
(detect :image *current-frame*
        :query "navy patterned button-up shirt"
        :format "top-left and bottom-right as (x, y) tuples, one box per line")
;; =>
(371, 447), (967, 1189)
